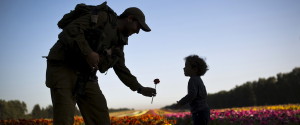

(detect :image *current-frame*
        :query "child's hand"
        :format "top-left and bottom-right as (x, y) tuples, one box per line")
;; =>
(175, 101), (181, 108)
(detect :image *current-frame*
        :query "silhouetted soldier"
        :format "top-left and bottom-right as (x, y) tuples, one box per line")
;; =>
(45, 2), (156, 125)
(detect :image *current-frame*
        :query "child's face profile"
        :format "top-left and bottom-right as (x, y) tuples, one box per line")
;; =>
(183, 61), (197, 76)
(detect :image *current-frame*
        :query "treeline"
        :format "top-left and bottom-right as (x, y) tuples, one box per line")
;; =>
(0, 100), (81, 120)
(163, 67), (300, 110)
(109, 108), (134, 112)
(30, 104), (81, 119)
(0, 100), (133, 120)
(0, 100), (27, 119)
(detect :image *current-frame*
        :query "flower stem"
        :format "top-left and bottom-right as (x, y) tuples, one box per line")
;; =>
(151, 84), (157, 104)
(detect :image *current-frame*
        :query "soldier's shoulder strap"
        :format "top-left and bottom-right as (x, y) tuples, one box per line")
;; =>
(91, 2), (118, 28)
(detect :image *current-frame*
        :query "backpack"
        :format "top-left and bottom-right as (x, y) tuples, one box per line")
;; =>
(57, 2), (116, 29)
(58, 2), (120, 73)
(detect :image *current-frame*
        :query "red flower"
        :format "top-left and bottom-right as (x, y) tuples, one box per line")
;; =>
(154, 79), (160, 84)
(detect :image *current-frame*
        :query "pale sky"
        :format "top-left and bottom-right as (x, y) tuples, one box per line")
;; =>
(0, 0), (299, 113)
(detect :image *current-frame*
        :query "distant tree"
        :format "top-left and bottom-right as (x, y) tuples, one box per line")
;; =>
(30, 104), (79, 118)
(31, 104), (42, 119)
(207, 67), (300, 109)
(0, 100), (27, 119)
(44, 105), (53, 118)
(0, 100), (7, 119)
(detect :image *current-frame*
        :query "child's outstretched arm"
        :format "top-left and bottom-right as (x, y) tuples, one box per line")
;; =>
(177, 79), (197, 106)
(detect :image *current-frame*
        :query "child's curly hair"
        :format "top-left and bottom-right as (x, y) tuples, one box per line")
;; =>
(184, 55), (208, 76)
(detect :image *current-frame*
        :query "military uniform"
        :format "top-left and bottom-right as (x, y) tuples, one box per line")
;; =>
(46, 3), (145, 125)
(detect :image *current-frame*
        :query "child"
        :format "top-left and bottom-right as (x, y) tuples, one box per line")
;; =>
(177, 55), (210, 125)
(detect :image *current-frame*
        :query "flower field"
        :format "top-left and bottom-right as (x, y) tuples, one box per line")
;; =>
(165, 104), (300, 125)
(1, 104), (299, 125)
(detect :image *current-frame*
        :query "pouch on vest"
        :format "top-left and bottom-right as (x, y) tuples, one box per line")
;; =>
(57, 2), (109, 29)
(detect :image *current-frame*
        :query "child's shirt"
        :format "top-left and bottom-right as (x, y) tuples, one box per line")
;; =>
(178, 76), (209, 113)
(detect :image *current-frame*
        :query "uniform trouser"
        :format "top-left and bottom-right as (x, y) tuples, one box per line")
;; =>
(50, 81), (110, 125)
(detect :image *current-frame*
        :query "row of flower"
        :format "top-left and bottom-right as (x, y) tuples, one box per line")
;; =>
(165, 104), (300, 125)
(111, 114), (176, 125)
(0, 116), (84, 125)
(0, 114), (176, 125)
(1, 104), (299, 125)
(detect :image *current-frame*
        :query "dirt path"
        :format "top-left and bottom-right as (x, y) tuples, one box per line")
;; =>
(109, 110), (149, 117)
(109, 109), (178, 117)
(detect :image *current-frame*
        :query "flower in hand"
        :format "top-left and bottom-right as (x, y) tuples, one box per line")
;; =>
(151, 78), (160, 104)
(154, 79), (160, 84)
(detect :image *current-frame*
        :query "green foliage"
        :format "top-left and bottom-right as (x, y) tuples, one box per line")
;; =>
(0, 100), (81, 119)
(0, 100), (28, 120)
(31, 104), (55, 119)
(31, 104), (42, 119)
(209, 67), (300, 109)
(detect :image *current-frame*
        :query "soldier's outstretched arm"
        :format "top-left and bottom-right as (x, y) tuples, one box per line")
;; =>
(113, 52), (156, 97)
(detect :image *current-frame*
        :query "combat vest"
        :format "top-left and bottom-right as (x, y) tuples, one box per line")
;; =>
(57, 2), (125, 73)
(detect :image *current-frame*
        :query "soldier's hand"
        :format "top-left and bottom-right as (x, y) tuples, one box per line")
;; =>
(86, 51), (99, 70)
(138, 87), (156, 97)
